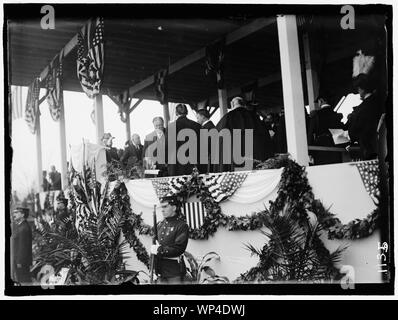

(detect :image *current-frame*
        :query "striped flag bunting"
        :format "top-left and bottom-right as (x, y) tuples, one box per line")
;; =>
(45, 51), (64, 121)
(11, 86), (24, 121)
(202, 171), (248, 202)
(77, 17), (104, 99)
(24, 78), (41, 134)
(183, 201), (207, 230)
(154, 68), (168, 105)
(151, 176), (189, 198)
(355, 160), (380, 203)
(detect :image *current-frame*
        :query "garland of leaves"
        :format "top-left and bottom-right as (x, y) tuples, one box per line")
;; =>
(106, 181), (150, 268)
(124, 157), (380, 242)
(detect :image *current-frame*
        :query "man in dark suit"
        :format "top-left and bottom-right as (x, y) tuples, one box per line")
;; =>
(11, 207), (32, 284)
(144, 117), (167, 176)
(196, 109), (216, 172)
(49, 165), (62, 190)
(167, 104), (202, 176)
(307, 96), (345, 164)
(121, 133), (144, 176)
(216, 97), (273, 172)
(151, 195), (188, 284)
(346, 74), (384, 160)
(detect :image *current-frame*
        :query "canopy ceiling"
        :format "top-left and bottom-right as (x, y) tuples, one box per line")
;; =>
(7, 5), (387, 109)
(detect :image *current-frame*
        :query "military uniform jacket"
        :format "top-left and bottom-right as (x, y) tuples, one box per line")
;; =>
(156, 215), (189, 278)
(12, 220), (32, 267)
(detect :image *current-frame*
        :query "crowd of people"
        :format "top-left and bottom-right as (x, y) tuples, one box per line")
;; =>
(99, 72), (385, 179)
(42, 165), (62, 191)
(100, 98), (289, 178)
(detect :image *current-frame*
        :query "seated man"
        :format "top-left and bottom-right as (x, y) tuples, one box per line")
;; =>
(307, 95), (345, 165)
(151, 195), (189, 284)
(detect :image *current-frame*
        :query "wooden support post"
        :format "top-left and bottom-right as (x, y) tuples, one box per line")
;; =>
(163, 102), (170, 127)
(59, 102), (68, 189)
(303, 33), (319, 112)
(125, 112), (131, 141)
(94, 94), (104, 145)
(35, 114), (43, 192)
(277, 15), (309, 166)
(217, 74), (228, 117)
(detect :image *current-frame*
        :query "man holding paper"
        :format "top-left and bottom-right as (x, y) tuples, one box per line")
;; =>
(307, 95), (345, 165)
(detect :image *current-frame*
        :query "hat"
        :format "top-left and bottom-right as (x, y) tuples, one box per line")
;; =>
(56, 192), (68, 205)
(159, 195), (180, 207)
(102, 132), (115, 140)
(13, 206), (29, 218)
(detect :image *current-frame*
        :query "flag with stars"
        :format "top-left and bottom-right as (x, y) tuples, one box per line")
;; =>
(77, 17), (104, 99)
(46, 51), (64, 121)
(355, 160), (380, 203)
(151, 176), (189, 199)
(24, 78), (41, 134)
(203, 172), (248, 203)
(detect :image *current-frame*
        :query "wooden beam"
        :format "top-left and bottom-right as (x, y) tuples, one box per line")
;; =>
(163, 103), (170, 127)
(277, 15), (309, 166)
(94, 94), (104, 144)
(128, 99), (143, 114)
(125, 113), (131, 141)
(58, 102), (68, 190)
(127, 17), (276, 97)
(35, 114), (43, 192)
(303, 32), (319, 112)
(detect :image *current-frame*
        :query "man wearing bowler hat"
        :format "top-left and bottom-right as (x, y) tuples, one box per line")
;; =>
(11, 207), (32, 284)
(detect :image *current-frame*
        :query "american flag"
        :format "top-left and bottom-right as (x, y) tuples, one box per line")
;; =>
(11, 86), (23, 121)
(205, 39), (225, 89)
(154, 68), (168, 105)
(151, 176), (189, 198)
(46, 52), (63, 121)
(77, 17), (104, 99)
(24, 78), (41, 134)
(355, 160), (380, 203)
(183, 201), (207, 230)
(203, 172), (248, 203)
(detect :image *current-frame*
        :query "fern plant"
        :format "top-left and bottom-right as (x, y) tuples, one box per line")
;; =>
(237, 204), (346, 283)
(34, 164), (147, 285)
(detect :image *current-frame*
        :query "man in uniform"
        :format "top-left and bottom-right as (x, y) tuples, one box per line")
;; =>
(11, 207), (32, 284)
(150, 195), (189, 284)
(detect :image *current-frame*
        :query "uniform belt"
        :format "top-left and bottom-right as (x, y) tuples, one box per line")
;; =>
(162, 256), (181, 261)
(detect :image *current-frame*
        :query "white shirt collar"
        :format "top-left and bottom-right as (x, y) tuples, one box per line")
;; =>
(202, 120), (210, 126)
(320, 103), (331, 109)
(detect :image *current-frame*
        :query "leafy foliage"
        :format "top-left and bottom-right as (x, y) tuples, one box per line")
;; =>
(34, 165), (148, 285)
(236, 205), (346, 283)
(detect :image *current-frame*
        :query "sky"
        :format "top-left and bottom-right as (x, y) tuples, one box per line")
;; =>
(10, 86), (357, 198)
